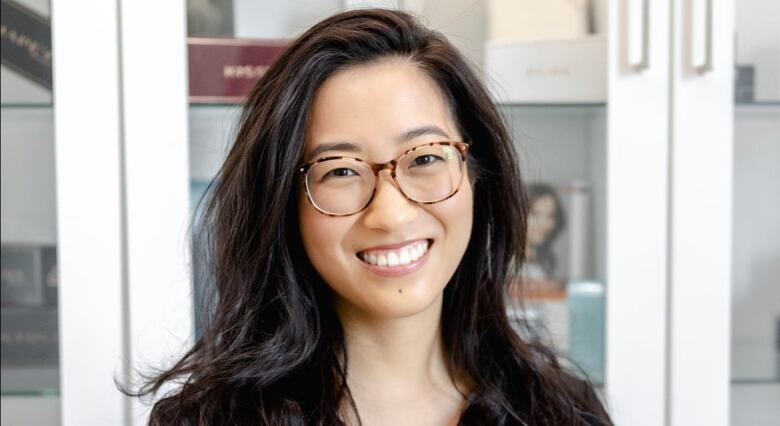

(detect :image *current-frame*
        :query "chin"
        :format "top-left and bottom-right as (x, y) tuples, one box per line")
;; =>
(337, 277), (447, 320)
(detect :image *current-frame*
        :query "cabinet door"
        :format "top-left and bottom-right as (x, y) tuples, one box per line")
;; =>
(2, 6), (61, 417)
(669, 0), (734, 425)
(605, 1), (671, 425)
(2, 2), (59, 425)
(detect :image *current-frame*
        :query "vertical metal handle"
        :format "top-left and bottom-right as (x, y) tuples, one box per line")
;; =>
(628, 0), (650, 71)
(692, 0), (713, 73)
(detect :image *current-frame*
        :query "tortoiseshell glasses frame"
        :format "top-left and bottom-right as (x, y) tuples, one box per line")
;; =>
(297, 141), (470, 217)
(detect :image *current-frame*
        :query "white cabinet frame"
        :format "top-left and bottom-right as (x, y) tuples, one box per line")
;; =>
(668, 0), (733, 425)
(605, 0), (670, 424)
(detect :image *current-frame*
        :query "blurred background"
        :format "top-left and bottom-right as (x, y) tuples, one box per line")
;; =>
(1, 0), (777, 425)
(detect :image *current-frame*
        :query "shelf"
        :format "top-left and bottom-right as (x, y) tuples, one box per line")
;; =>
(0, 103), (53, 110)
(731, 378), (780, 385)
(735, 101), (780, 107)
(5, 100), (771, 113)
(1, 389), (60, 397)
(498, 102), (606, 109)
(4, 100), (772, 112)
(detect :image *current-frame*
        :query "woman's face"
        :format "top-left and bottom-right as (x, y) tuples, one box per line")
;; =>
(527, 194), (557, 246)
(298, 59), (473, 320)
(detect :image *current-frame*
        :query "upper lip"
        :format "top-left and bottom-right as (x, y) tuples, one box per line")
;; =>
(358, 238), (430, 252)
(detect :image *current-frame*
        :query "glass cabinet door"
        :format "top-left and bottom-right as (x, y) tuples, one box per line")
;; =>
(731, 1), (780, 424)
(498, 104), (607, 386)
(1, 1), (61, 424)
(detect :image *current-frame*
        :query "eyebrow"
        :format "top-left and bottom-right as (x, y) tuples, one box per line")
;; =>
(305, 125), (451, 162)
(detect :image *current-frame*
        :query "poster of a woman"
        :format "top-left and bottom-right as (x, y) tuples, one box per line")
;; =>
(524, 183), (567, 296)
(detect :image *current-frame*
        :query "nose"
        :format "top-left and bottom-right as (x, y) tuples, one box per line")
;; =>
(361, 170), (418, 231)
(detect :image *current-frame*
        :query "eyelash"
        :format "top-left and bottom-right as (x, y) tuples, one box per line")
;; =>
(323, 168), (357, 178)
(410, 154), (443, 167)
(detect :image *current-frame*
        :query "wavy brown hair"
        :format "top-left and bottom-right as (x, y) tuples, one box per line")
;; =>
(127, 8), (612, 425)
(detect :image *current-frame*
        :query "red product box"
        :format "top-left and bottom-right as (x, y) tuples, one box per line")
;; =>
(188, 37), (287, 104)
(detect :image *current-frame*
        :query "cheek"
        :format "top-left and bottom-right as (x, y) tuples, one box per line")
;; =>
(299, 193), (332, 265)
(300, 192), (327, 244)
(298, 192), (355, 283)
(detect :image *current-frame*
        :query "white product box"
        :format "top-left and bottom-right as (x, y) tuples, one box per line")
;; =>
(488, 0), (590, 42)
(485, 35), (607, 104)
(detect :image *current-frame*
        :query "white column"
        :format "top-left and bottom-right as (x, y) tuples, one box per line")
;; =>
(51, 0), (127, 424)
(605, 0), (670, 425)
(118, 1), (193, 425)
(668, 0), (734, 424)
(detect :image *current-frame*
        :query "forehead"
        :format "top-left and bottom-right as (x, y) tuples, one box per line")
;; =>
(306, 59), (458, 150)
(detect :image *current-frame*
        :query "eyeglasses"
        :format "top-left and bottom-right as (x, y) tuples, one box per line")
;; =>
(298, 141), (470, 217)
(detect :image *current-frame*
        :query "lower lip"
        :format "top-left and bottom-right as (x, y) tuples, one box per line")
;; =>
(357, 243), (432, 278)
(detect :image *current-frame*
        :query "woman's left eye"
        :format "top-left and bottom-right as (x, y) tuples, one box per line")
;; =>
(410, 154), (443, 167)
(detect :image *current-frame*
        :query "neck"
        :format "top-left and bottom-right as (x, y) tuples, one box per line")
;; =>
(335, 294), (459, 401)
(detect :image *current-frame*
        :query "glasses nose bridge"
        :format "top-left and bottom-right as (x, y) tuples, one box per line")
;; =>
(370, 160), (400, 188)
(369, 159), (405, 197)
(370, 159), (398, 177)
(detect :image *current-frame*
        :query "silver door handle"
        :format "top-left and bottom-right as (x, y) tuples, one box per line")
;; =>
(628, 0), (650, 72)
(692, 0), (713, 73)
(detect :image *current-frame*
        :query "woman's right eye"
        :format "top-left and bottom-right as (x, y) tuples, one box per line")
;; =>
(323, 167), (357, 178)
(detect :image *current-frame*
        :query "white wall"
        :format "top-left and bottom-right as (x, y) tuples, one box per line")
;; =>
(404, 0), (488, 74)
(735, 0), (780, 101)
(233, 0), (343, 38)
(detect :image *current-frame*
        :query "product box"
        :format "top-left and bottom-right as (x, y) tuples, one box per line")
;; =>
(488, 0), (590, 43)
(0, 0), (52, 104)
(188, 37), (287, 104)
(1, 245), (43, 307)
(485, 35), (606, 104)
(567, 280), (605, 384)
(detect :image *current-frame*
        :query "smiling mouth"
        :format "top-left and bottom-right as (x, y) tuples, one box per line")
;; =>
(356, 239), (432, 267)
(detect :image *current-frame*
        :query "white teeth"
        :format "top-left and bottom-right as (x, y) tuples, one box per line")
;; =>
(399, 249), (411, 264)
(358, 240), (431, 267)
(409, 247), (420, 262)
(387, 252), (400, 267)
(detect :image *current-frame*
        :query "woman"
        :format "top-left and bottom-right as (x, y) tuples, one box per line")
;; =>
(133, 8), (612, 425)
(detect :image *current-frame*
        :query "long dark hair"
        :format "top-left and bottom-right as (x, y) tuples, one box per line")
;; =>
(129, 8), (612, 425)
